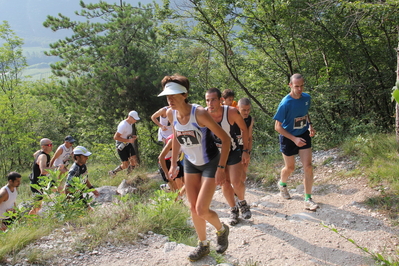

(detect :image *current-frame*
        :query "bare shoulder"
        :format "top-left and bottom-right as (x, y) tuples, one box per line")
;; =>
(195, 106), (213, 127)
(228, 106), (240, 116)
(166, 107), (173, 119)
(0, 187), (8, 201)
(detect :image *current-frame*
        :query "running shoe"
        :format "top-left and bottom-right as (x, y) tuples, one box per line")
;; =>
(188, 241), (210, 261)
(160, 184), (171, 192)
(238, 200), (252, 219)
(216, 223), (230, 254)
(229, 206), (239, 226)
(278, 182), (291, 199)
(305, 198), (319, 211)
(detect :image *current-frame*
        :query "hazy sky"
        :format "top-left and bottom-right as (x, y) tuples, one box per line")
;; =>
(0, 0), (153, 46)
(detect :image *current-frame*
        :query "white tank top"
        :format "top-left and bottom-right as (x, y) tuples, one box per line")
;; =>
(173, 104), (219, 166)
(158, 107), (173, 140)
(53, 144), (73, 167)
(0, 186), (17, 219)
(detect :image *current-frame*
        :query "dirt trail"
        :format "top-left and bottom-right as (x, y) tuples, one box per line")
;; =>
(7, 148), (399, 266)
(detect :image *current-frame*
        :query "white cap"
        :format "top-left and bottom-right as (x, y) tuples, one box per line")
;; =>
(158, 82), (187, 97)
(128, 110), (140, 120)
(73, 146), (92, 156)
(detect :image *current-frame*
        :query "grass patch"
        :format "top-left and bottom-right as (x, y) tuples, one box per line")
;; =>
(248, 147), (281, 187)
(341, 133), (399, 219)
(0, 167), (195, 262)
(366, 192), (399, 219)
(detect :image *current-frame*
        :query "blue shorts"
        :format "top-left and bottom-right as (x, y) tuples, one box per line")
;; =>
(184, 154), (220, 178)
(279, 130), (311, 156)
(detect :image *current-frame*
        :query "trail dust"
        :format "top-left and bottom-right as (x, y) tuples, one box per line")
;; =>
(7, 148), (399, 266)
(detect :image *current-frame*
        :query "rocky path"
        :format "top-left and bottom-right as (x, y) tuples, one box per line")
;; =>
(6, 148), (399, 266)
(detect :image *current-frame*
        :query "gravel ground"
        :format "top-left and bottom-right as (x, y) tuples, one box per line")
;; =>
(4, 148), (399, 266)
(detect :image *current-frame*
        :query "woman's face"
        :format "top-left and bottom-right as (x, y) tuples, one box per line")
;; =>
(166, 93), (186, 109)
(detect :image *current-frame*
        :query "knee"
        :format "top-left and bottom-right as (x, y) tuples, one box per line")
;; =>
(195, 205), (209, 218)
(230, 178), (243, 188)
(283, 165), (295, 173)
(303, 163), (313, 172)
(121, 162), (129, 169)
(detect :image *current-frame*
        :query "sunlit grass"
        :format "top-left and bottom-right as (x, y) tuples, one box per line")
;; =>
(248, 146), (281, 187)
(342, 133), (399, 218)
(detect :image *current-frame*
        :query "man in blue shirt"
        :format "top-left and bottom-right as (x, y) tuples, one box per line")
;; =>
(273, 73), (318, 211)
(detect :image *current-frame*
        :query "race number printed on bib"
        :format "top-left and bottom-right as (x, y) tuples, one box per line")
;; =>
(176, 130), (200, 147)
(293, 115), (307, 130)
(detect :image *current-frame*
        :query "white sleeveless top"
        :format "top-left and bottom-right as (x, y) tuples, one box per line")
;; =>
(0, 186), (17, 219)
(158, 107), (173, 141)
(173, 104), (219, 166)
(53, 144), (73, 167)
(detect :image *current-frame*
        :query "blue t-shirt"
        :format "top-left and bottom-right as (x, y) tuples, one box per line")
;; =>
(273, 93), (311, 136)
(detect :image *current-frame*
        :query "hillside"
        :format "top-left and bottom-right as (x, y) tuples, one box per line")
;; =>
(4, 148), (399, 265)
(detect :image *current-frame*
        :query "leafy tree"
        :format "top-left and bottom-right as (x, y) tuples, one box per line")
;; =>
(43, 1), (168, 143)
(160, 0), (399, 147)
(0, 21), (31, 174)
(40, 1), (180, 163)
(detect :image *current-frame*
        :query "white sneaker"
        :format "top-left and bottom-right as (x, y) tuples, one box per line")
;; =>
(278, 182), (291, 199)
(160, 184), (171, 192)
(305, 198), (319, 211)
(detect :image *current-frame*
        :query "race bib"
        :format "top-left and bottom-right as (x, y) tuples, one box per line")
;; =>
(293, 115), (307, 129)
(176, 130), (200, 147)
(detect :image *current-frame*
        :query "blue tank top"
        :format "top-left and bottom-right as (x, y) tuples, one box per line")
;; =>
(173, 104), (219, 166)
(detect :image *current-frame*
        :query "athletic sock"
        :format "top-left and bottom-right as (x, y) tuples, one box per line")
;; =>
(113, 165), (123, 173)
(279, 181), (287, 187)
(201, 240), (209, 246)
(217, 225), (225, 233)
(305, 194), (312, 201)
(127, 165), (135, 174)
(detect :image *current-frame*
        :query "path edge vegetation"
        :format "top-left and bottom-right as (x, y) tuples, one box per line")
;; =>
(0, 133), (398, 264)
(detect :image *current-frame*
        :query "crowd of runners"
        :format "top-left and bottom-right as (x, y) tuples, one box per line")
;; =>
(0, 73), (318, 262)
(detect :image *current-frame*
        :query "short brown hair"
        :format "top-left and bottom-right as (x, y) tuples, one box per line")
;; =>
(222, 89), (235, 99)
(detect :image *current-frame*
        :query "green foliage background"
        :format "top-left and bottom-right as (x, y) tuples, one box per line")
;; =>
(1, 0), (399, 174)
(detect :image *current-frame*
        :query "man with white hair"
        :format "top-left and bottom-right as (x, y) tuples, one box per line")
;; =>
(109, 111), (140, 177)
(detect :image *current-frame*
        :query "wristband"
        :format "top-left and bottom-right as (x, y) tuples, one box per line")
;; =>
(217, 165), (225, 169)
(89, 186), (94, 189)
(242, 149), (250, 153)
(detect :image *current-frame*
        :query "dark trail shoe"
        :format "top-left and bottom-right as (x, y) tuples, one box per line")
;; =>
(238, 199), (252, 219)
(229, 206), (239, 226)
(216, 223), (230, 254)
(188, 241), (210, 262)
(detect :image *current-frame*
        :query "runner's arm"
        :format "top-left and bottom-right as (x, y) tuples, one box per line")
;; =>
(49, 147), (63, 167)
(158, 140), (173, 180)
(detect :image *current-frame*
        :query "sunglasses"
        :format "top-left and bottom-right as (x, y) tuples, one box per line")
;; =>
(43, 143), (53, 147)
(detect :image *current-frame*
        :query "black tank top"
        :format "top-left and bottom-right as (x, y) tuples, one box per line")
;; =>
(236, 115), (252, 147)
(32, 151), (50, 181)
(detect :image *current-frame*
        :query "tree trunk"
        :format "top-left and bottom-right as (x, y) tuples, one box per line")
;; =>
(132, 123), (140, 165)
(396, 103), (399, 145)
(396, 34), (399, 145)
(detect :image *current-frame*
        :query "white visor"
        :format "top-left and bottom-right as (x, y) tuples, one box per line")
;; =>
(158, 82), (187, 97)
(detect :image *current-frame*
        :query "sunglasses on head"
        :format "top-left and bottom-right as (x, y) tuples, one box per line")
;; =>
(43, 143), (53, 147)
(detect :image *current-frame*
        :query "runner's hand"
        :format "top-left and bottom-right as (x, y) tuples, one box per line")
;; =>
(294, 137), (307, 147)
(241, 151), (250, 165)
(169, 164), (178, 180)
(215, 168), (226, 186)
